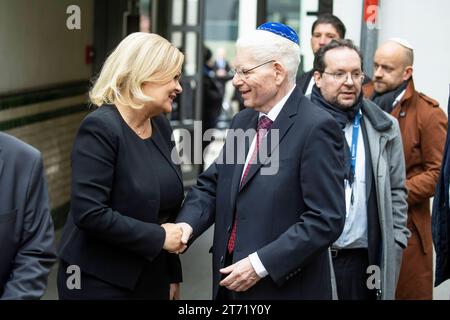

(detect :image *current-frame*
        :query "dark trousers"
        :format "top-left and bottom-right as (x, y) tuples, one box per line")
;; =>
(332, 248), (377, 300)
(57, 259), (170, 300)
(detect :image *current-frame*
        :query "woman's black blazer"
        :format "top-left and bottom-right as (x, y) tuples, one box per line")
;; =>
(58, 105), (183, 290)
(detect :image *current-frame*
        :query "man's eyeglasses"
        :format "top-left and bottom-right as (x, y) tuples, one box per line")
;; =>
(232, 60), (275, 79)
(323, 71), (365, 83)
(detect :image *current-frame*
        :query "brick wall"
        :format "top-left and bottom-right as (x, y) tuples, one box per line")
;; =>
(0, 83), (90, 228)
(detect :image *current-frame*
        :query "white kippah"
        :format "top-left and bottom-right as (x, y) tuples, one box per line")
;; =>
(388, 37), (414, 51)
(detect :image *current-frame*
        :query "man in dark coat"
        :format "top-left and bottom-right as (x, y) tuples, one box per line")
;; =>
(0, 132), (56, 299)
(432, 86), (450, 291)
(177, 22), (346, 300)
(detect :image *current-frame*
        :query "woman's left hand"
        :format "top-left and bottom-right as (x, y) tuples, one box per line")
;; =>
(170, 283), (181, 300)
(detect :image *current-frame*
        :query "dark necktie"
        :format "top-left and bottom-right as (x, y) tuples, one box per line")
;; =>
(227, 115), (274, 254)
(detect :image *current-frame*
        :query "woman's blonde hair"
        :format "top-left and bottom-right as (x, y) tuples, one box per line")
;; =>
(90, 32), (184, 109)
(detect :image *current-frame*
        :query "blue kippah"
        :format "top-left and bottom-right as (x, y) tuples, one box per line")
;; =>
(257, 22), (299, 45)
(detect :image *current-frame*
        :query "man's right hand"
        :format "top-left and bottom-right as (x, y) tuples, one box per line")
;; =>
(161, 223), (186, 253)
(177, 222), (193, 245)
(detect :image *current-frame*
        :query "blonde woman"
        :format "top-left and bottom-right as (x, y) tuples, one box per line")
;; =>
(57, 33), (186, 299)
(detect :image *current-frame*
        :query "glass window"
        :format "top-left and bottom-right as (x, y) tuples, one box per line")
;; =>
(185, 32), (198, 76)
(172, 0), (184, 26)
(266, 0), (301, 38)
(204, 0), (239, 42)
(171, 31), (183, 48)
(139, 0), (151, 32)
(186, 0), (199, 26)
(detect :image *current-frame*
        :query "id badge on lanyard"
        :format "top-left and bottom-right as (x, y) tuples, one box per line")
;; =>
(345, 180), (352, 217)
(346, 111), (361, 215)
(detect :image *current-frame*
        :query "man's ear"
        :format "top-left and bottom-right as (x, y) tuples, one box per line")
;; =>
(274, 62), (287, 85)
(313, 71), (322, 88)
(403, 66), (413, 81)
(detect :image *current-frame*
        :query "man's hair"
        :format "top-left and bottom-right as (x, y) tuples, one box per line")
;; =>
(204, 46), (213, 63)
(313, 39), (364, 73)
(236, 29), (301, 84)
(311, 14), (346, 38)
(387, 38), (414, 67)
(404, 48), (414, 67)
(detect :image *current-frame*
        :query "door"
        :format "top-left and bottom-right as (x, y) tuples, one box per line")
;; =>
(93, 0), (140, 74)
(153, 0), (205, 186)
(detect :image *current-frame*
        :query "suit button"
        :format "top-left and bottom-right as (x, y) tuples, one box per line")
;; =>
(220, 256), (224, 263)
(227, 225), (231, 232)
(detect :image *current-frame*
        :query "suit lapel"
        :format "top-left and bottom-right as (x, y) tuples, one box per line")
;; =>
(150, 118), (183, 184)
(229, 112), (258, 209)
(239, 89), (301, 191)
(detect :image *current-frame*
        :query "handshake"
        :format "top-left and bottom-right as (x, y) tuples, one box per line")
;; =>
(161, 222), (193, 254)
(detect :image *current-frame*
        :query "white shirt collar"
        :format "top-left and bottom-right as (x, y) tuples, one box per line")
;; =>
(259, 85), (296, 122)
(393, 89), (406, 107)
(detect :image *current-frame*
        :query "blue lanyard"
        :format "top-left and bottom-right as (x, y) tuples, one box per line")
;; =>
(350, 111), (362, 178)
(349, 111), (361, 205)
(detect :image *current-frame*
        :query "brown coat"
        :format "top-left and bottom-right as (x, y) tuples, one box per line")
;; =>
(362, 79), (374, 98)
(391, 79), (447, 299)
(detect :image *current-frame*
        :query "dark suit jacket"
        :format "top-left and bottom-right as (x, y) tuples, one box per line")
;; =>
(177, 88), (346, 299)
(58, 105), (183, 293)
(296, 70), (314, 94)
(0, 133), (56, 299)
(432, 87), (450, 286)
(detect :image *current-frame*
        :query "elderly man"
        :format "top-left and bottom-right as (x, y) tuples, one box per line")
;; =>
(372, 39), (447, 300)
(177, 22), (346, 300)
(0, 133), (56, 299)
(311, 39), (409, 300)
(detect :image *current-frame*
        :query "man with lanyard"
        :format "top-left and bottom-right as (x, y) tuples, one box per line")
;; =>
(310, 39), (409, 299)
(372, 39), (447, 299)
